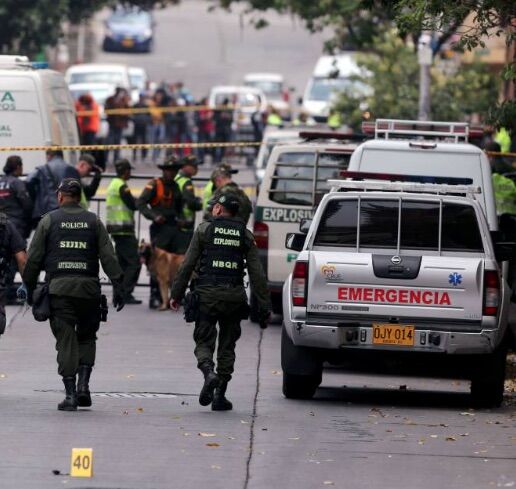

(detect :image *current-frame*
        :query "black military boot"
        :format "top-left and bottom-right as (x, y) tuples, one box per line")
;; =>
(58, 376), (78, 411)
(212, 381), (233, 411)
(198, 363), (219, 406)
(77, 365), (93, 407)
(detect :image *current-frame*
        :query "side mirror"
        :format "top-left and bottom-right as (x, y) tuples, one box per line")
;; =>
(299, 218), (312, 233)
(285, 233), (306, 252)
(494, 242), (516, 262)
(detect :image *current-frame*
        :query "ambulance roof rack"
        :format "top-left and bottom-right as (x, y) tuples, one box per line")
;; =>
(361, 119), (482, 143)
(328, 171), (481, 196)
(299, 130), (368, 143)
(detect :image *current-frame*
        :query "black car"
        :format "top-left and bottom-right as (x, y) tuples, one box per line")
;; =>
(103, 8), (154, 53)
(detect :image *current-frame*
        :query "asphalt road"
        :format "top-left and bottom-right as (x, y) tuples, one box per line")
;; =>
(0, 299), (514, 489)
(92, 0), (328, 98)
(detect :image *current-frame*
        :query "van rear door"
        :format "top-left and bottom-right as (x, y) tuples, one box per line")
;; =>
(307, 196), (486, 322)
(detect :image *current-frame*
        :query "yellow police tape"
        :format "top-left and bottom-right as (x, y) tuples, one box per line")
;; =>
(0, 141), (262, 152)
(76, 104), (244, 116)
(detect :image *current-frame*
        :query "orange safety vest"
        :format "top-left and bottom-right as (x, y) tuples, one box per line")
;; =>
(150, 178), (175, 207)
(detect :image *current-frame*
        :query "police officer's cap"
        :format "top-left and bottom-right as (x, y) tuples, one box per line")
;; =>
(114, 158), (134, 171)
(57, 178), (82, 197)
(181, 155), (199, 167)
(157, 154), (182, 170)
(216, 194), (240, 215)
(210, 163), (238, 180)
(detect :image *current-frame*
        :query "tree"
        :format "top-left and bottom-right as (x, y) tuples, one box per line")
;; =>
(334, 30), (499, 129)
(0, 0), (178, 58)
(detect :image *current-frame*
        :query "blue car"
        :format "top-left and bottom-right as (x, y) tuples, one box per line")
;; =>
(103, 8), (154, 53)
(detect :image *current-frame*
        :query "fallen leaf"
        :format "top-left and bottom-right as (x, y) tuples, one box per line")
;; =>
(459, 433), (469, 437)
(183, 432), (190, 437)
(460, 412), (475, 416)
(199, 432), (216, 437)
(240, 420), (249, 424)
(430, 435), (438, 439)
(386, 429), (392, 433)
(211, 465), (221, 470)
(137, 407), (144, 413)
(122, 410), (129, 415)
(288, 437), (300, 441)
(323, 482), (334, 486)
(440, 424), (449, 427)
(271, 370), (281, 375)
(227, 436), (235, 440)
(446, 437), (457, 441)
(206, 443), (220, 447)
(261, 428), (268, 431)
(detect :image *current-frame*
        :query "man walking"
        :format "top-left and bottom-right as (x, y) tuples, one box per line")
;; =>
(175, 155), (202, 252)
(106, 159), (142, 305)
(23, 179), (125, 411)
(171, 194), (271, 411)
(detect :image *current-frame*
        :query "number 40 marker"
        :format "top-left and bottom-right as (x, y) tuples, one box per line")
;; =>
(70, 448), (93, 478)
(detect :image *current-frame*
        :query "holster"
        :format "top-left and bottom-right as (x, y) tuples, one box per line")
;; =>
(183, 291), (199, 323)
(32, 283), (50, 322)
(100, 294), (108, 322)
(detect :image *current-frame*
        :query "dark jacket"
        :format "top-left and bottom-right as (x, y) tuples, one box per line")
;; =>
(0, 174), (33, 238)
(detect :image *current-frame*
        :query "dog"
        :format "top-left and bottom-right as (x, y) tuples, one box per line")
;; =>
(139, 240), (185, 311)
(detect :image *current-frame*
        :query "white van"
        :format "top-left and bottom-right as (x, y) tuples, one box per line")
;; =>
(0, 56), (79, 173)
(348, 119), (498, 230)
(244, 73), (291, 120)
(252, 131), (361, 318)
(302, 53), (360, 122)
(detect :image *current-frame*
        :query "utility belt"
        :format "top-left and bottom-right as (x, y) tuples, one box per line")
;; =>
(196, 275), (244, 287)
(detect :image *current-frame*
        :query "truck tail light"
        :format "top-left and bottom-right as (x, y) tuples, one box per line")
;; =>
(253, 221), (269, 249)
(292, 261), (308, 307)
(483, 270), (500, 316)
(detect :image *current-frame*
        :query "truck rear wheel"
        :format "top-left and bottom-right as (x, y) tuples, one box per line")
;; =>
(281, 325), (322, 399)
(470, 348), (507, 408)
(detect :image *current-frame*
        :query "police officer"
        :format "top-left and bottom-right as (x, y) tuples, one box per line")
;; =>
(202, 163), (239, 211)
(0, 213), (27, 336)
(175, 155), (203, 252)
(170, 194), (271, 411)
(22, 179), (124, 412)
(137, 156), (184, 308)
(204, 166), (253, 225)
(106, 159), (142, 305)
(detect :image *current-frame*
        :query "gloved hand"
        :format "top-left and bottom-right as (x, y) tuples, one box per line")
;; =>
(16, 283), (28, 302)
(113, 290), (125, 312)
(258, 310), (271, 330)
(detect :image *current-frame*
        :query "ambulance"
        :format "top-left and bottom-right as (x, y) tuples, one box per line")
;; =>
(0, 56), (79, 172)
(282, 173), (513, 407)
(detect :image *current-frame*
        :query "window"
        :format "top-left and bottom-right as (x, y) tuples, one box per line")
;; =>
(313, 198), (483, 252)
(314, 200), (358, 246)
(269, 152), (351, 206)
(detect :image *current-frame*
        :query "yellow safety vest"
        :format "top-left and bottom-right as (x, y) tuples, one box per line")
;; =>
(106, 177), (135, 235)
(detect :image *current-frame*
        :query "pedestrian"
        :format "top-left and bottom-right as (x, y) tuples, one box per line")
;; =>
(266, 105), (283, 127)
(0, 156), (33, 240)
(0, 213), (27, 336)
(204, 166), (252, 224)
(213, 98), (233, 163)
(106, 159), (142, 305)
(196, 97), (214, 163)
(74, 153), (103, 208)
(75, 93), (100, 146)
(105, 87), (131, 163)
(170, 194), (271, 411)
(0, 156), (33, 304)
(131, 93), (152, 162)
(201, 163), (239, 211)
(22, 178), (125, 411)
(149, 89), (167, 163)
(175, 155), (203, 252)
(137, 156), (183, 308)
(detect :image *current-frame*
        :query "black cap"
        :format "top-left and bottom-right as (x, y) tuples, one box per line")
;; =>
(57, 178), (82, 197)
(181, 155), (198, 167)
(216, 194), (240, 215)
(114, 158), (134, 171)
(157, 154), (182, 170)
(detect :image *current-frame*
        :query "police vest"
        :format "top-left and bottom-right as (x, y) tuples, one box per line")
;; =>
(175, 173), (195, 222)
(106, 177), (135, 235)
(202, 181), (214, 210)
(199, 218), (246, 285)
(267, 113), (282, 126)
(44, 208), (99, 278)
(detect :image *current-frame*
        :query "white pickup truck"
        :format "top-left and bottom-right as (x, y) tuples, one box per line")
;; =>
(282, 174), (514, 407)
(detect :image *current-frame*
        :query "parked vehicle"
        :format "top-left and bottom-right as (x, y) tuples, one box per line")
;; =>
(302, 53), (362, 122)
(244, 73), (291, 120)
(0, 55), (79, 172)
(252, 131), (361, 319)
(103, 7), (154, 53)
(282, 173), (514, 407)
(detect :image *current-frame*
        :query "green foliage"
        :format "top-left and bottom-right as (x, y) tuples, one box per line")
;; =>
(335, 31), (499, 129)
